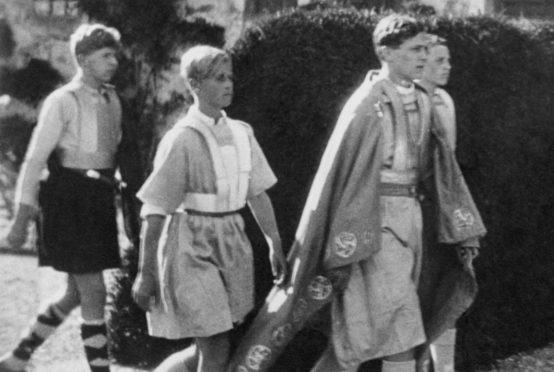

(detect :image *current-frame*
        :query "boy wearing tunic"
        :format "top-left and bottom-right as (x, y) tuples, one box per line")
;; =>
(1, 24), (122, 372)
(416, 35), (480, 372)
(131, 45), (287, 372)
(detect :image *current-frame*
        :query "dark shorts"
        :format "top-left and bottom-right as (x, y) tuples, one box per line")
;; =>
(37, 167), (121, 273)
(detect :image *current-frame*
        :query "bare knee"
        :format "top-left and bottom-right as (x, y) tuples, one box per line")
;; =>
(72, 272), (106, 320)
(54, 275), (81, 312)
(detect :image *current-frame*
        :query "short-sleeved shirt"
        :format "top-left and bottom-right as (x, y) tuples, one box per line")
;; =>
(15, 76), (122, 207)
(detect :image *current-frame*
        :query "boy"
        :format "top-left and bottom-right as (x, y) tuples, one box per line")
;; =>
(416, 34), (480, 372)
(0, 23), (122, 372)
(228, 14), (485, 372)
(131, 45), (287, 372)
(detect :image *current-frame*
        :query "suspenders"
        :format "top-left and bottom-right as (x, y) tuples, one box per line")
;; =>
(182, 119), (252, 212)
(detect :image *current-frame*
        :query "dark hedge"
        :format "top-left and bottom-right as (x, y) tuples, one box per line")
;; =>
(107, 8), (554, 372)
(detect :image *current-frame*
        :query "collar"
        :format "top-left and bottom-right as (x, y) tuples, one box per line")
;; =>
(71, 75), (114, 97)
(188, 105), (227, 126)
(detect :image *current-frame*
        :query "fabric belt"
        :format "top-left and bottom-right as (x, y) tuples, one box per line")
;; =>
(185, 209), (242, 217)
(380, 182), (421, 198)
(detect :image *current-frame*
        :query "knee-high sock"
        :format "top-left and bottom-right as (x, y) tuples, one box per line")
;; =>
(431, 328), (457, 372)
(12, 303), (68, 361)
(81, 320), (110, 372)
(382, 360), (416, 372)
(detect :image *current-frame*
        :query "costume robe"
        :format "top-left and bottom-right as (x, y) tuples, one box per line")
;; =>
(227, 73), (486, 372)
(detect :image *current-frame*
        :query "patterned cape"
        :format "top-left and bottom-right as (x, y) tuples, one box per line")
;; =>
(227, 75), (486, 372)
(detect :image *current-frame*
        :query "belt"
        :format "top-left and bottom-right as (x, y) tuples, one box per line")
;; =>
(65, 168), (120, 188)
(380, 183), (421, 198)
(185, 209), (242, 217)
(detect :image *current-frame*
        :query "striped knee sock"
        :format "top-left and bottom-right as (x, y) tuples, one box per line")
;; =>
(12, 303), (68, 362)
(81, 320), (110, 372)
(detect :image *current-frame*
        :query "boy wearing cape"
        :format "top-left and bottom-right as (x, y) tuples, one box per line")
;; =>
(228, 14), (486, 372)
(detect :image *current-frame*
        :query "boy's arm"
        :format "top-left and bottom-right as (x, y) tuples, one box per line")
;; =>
(247, 191), (288, 285)
(132, 213), (165, 311)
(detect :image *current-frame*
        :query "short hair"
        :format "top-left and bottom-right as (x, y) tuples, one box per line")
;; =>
(373, 14), (424, 50)
(70, 23), (121, 58)
(180, 45), (230, 90)
(426, 34), (448, 49)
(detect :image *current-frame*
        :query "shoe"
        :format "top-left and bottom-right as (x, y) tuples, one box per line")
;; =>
(0, 352), (27, 372)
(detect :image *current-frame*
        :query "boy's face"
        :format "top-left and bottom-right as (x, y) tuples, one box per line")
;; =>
(383, 32), (428, 83)
(422, 44), (451, 87)
(79, 46), (119, 84)
(196, 59), (233, 111)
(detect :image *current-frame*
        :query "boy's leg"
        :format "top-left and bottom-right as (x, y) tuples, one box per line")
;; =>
(73, 272), (110, 372)
(430, 328), (457, 372)
(195, 332), (230, 372)
(0, 275), (80, 372)
(382, 349), (417, 372)
(310, 345), (359, 372)
(154, 344), (198, 372)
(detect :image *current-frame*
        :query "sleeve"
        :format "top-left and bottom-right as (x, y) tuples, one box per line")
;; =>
(14, 91), (70, 207)
(136, 129), (188, 213)
(438, 89), (457, 150)
(247, 131), (277, 198)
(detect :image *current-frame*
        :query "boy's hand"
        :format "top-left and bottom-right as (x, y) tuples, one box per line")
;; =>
(325, 265), (352, 293)
(456, 246), (479, 270)
(269, 245), (288, 286)
(6, 221), (28, 249)
(6, 203), (36, 249)
(132, 271), (158, 312)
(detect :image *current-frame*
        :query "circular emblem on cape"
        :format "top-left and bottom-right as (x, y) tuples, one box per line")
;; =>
(292, 298), (308, 324)
(334, 232), (357, 258)
(271, 323), (293, 348)
(453, 207), (475, 230)
(307, 275), (333, 300)
(246, 345), (272, 371)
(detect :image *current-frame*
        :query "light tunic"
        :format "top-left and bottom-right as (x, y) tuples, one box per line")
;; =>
(333, 82), (431, 365)
(137, 105), (276, 339)
(15, 76), (122, 208)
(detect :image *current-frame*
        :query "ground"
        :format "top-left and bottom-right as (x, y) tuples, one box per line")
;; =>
(1, 206), (553, 372)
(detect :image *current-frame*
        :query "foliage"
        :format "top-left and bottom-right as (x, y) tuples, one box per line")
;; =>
(0, 58), (63, 170)
(0, 18), (15, 59)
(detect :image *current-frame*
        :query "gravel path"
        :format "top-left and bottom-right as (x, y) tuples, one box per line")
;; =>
(0, 253), (148, 372)
(0, 201), (148, 372)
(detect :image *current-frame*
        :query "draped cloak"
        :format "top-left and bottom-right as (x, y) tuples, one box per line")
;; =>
(227, 74), (486, 372)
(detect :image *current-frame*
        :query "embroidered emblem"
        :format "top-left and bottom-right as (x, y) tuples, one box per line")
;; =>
(237, 366), (249, 372)
(246, 345), (272, 371)
(292, 298), (308, 324)
(334, 232), (357, 258)
(307, 275), (333, 300)
(375, 102), (384, 118)
(271, 323), (293, 348)
(453, 208), (475, 230)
